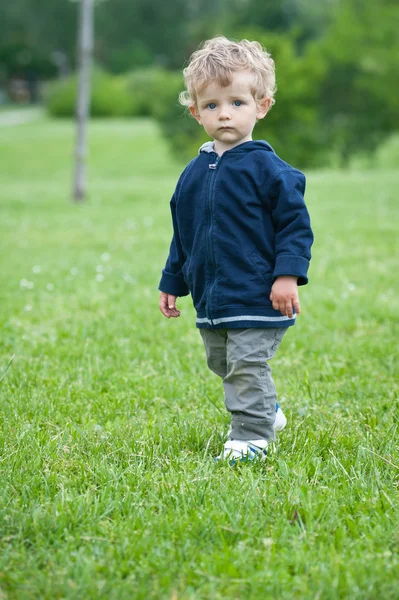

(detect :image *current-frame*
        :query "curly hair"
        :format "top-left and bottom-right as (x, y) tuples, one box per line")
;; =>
(179, 36), (276, 110)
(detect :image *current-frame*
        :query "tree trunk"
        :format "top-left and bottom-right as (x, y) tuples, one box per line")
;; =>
(73, 0), (94, 202)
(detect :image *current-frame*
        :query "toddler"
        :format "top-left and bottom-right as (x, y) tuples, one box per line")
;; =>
(159, 36), (314, 462)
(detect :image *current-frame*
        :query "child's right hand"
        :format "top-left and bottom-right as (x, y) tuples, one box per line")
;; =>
(159, 292), (181, 318)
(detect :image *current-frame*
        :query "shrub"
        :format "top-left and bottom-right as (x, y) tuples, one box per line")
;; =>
(125, 68), (178, 117)
(124, 67), (208, 160)
(147, 70), (209, 161)
(45, 67), (184, 121)
(45, 70), (134, 117)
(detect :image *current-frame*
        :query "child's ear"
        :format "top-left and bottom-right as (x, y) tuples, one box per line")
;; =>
(256, 97), (272, 120)
(189, 105), (202, 125)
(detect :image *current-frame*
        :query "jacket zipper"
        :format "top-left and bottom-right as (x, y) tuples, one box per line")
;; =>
(206, 155), (221, 324)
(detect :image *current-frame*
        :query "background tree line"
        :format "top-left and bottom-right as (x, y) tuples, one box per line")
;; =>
(1, 0), (398, 168)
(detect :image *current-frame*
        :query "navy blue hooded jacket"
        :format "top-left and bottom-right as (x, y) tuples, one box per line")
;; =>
(159, 140), (314, 329)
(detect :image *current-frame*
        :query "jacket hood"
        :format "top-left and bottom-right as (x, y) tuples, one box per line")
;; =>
(198, 140), (275, 154)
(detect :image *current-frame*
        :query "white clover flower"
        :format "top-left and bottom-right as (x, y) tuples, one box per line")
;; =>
(347, 283), (356, 292)
(24, 304), (32, 311)
(70, 267), (78, 276)
(124, 220), (136, 230)
(95, 274), (104, 282)
(123, 236), (136, 251)
(46, 283), (54, 291)
(101, 253), (111, 262)
(32, 265), (41, 274)
(122, 273), (137, 284)
(20, 279), (34, 289)
(143, 217), (153, 227)
(96, 265), (104, 273)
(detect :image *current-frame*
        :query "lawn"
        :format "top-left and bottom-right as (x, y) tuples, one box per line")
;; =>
(0, 117), (398, 599)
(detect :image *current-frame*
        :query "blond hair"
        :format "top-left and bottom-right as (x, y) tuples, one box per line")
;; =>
(179, 36), (276, 110)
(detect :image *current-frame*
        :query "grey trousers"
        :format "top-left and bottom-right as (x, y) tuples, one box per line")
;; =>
(200, 328), (287, 442)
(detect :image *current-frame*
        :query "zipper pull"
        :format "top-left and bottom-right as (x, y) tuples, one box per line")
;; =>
(209, 157), (220, 170)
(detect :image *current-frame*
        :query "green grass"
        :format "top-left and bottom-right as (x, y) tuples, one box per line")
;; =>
(0, 117), (398, 599)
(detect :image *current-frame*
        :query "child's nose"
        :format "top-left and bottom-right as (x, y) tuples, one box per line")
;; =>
(218, 106), (232, 120)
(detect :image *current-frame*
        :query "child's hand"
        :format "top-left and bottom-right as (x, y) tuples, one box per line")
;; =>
(159, 292), (181, 318)
(270, 276), (300, 318)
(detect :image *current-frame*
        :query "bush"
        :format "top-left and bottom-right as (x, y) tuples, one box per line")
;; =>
(45, 67), (184, 121)
(147, 71), (210, 161)
(125, 67), (208, 160)
(45, 70), (134, 117)
(248, 29), (328, 168)
(125, 68), (180, 118)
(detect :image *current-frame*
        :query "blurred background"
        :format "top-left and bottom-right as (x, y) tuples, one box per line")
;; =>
(1, 0), (399, 169)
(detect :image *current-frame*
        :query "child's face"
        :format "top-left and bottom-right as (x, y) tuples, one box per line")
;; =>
(189, 70), (271, 154)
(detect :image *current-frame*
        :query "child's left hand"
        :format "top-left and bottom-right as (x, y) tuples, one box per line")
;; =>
(270, 276), (300, 318)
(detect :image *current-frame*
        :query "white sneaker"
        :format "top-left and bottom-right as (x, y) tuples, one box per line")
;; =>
(218, 439), (268, 463)
(217, 404), (287, 463)
(274, 402), (287, 432)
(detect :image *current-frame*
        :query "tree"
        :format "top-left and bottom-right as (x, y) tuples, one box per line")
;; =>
(0, 0), (77, 78)
(317, 0), (399, 166)
(224, 0), (338, 49)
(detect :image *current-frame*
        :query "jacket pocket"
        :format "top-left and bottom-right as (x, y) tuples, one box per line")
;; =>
(248, 249), (273, 284)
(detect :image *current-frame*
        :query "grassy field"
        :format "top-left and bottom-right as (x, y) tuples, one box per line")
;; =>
(0, 117), (398, 599)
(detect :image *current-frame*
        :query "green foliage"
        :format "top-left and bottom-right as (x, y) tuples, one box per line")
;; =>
(144, 71), (209, 161)
(44, 77), (75, 117)
(45, 68), (186, 121)
(0, 0), (77, 79)
(45, 71), (134, 118)
(0, 41), (56, 82)
(225, 0), (337, 45)
(125, 68), (182, 118)
(242, 29), (328, 168)
(94, 0), (201, 71)
(316, 0), (399, 166)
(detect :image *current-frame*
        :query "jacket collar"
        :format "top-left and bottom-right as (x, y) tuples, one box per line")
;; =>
(198, 140), (275, 155)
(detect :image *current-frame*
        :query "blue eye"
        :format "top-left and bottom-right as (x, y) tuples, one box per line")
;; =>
(208, 103), (217, 109)
(233, 100), (242, 107)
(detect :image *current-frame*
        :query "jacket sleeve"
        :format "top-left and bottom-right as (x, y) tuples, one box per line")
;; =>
(270, 168), (314, 286)
(158, 190), (190, 297)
